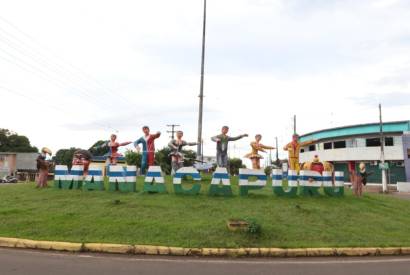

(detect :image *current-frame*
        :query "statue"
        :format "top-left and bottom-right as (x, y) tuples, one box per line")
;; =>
(107, 134), (131, 165)
(168, 131), (198, 174)
(36, 147), (52, 188)
(72, 149), (93, 175)
(211, 126), (248, 168)
(352, 162), (373, 197)
(301, 155), (334, 174)
(244, 134), (275, 169)
(283, 134), (315, 173)
(134, 126), (161, 174)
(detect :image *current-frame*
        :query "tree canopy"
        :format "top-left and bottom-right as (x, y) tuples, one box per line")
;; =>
(54, 147), (80, 169)
(0, 129), (38, 153)
(124, 147), (197, 175)
(228, 158), (246, 175)
(88, 140), (109, 156)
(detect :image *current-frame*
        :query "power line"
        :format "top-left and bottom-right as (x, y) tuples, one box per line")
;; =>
(0, 85), (118, 133)
(0, 45), (110, 107)
(0, 33), (125, 111)
(0, 15), (132, 106)
(166, 124), (180, 139)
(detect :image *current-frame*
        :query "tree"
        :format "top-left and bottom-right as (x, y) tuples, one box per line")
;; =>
(124, 150), (142, 168)
(155, 147), (172, 175)
(0, 129), (38, 152)
(229, 158), (246, 175)
(54, 148), (80, 169)
(182, 149), (197, 167)
(88, 140), (109, 156)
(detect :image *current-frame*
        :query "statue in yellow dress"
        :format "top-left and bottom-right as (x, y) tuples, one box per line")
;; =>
(283, 134), (315, 173)
(245, 134), (275, 169)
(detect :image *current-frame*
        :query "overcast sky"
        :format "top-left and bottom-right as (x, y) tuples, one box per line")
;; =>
(1, 0), (409, 166)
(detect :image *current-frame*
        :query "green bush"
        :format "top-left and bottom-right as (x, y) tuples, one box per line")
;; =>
(246, 219), (262, 236)
(125, 150), (142, 167)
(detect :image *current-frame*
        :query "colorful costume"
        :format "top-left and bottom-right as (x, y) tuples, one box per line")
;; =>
(108, 141), (131, 164)
(310, 155), (325, 175)
(211, 134), (246, 168)
(283, 139), (315, 173)
(168, 139), (198, 174)
(134, 132), (161, 174)
(245, 142), (274, 169)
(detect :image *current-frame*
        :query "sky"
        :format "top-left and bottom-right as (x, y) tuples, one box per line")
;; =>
(0, 0), (409, 166)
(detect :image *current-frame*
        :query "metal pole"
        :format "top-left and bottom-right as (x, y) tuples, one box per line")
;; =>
(197, 0), (207, 158)
(275, 137), (279, 162)
(379, 103), (388, 193)
(293, 115), (297, 135)
(201, 139), (204, 162)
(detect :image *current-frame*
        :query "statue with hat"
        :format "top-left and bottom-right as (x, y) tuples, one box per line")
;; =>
(36, 147), (52, 188)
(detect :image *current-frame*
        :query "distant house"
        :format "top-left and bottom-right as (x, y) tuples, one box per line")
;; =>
(299, 120), (410, 184)
(0, 152), (39, 177)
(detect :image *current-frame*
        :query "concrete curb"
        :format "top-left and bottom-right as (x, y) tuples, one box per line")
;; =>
(0, 237), (408, 257)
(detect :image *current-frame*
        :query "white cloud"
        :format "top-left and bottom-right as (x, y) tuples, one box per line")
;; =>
(0, 0), (409, 167)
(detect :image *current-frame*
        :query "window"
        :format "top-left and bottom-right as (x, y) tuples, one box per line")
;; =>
(301, 148), (305, 153)
(324, 142), (332, 150)
(394, 161), (404, 167)
(366, 137), (394, 147)
(333, 140), (346, 149)
(385, 137), (394, 146)
(308, 145), (316, 151)
(366, 138), (381, 147)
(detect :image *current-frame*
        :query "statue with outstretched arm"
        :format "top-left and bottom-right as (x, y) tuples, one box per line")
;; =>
(244, 134), (275, 169)
(134, 126), (161, 174)
(168, 130), (198, 174)
(211, 126), (248, 168)
(283, 134), (315, 173)
(107, 134), (131, 165)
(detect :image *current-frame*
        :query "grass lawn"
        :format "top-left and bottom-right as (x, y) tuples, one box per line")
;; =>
(0, 176), (410, 249)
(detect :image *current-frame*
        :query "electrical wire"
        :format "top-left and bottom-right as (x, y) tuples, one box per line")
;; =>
(0, 85), (118, 133)
(0, 15), (132, 105)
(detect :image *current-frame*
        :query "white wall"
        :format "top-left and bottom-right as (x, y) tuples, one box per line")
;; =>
(300, 145), (404, 162)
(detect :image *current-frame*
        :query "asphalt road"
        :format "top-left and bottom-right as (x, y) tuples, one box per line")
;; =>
(1, 248), (410, 275)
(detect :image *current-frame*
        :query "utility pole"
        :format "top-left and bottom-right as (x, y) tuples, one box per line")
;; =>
(293, 115), (297, 135)
(197, 0), (207, 159)
(379, 104), (388, 193)
(275, 137), (279, 162)
(201, 139), (204, 162)
(166, 124), (180, 139)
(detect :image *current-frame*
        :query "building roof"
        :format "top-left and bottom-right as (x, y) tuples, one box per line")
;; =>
(299, 120), (410, 142)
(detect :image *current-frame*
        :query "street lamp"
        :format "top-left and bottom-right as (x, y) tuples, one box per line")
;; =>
(197, 0), (207, 159)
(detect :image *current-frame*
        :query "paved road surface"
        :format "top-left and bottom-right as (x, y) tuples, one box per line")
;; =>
(1, 248), (410, 275)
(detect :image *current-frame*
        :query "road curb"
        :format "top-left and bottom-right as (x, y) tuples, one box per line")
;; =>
(0, 237), (409, 257)
(0, 237), (82, 252)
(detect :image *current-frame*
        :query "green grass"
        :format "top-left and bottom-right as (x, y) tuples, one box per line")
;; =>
(1, 176), (410, 248)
